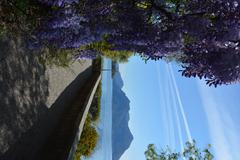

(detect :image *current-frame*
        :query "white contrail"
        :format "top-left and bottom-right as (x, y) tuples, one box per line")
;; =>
(169, 64), (193, 142)
(165, 64), (176, 148)
(167, 64), (185, 152)
(156, 63), (170, 145)
(156, 63), (176, 148)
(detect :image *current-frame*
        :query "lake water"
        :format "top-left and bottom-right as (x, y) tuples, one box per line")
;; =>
(86, 58), (113, 160)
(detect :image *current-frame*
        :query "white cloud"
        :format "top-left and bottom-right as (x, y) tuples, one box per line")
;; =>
(197, 81), (240, 160)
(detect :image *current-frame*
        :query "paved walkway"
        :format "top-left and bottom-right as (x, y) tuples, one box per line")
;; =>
(45, 60), (92, 108)
(0, 35), (92, 159)
(37, 72), (101, 160)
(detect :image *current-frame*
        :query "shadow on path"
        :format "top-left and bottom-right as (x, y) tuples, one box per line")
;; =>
(0, 35), (49, 156)
(0, 35), (93, 160)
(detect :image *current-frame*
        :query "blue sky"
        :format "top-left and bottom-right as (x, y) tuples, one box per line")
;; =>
(119, 56), (240, 160)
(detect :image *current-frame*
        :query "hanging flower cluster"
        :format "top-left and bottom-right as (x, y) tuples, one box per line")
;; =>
(30, 0), (240, 86)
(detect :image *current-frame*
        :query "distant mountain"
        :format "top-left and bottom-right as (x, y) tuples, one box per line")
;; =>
(112, 64), (133, 160)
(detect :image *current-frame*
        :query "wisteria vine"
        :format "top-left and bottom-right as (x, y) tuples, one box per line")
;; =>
(30, 0), (240, 86)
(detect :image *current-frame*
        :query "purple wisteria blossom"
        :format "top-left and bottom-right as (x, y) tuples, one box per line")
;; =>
(32, 0), (240, 86)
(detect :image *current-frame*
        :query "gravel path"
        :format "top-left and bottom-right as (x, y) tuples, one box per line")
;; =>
(0, 35), (92, 159)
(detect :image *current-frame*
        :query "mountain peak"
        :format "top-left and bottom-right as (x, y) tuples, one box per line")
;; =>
(112, 66), (133, 160)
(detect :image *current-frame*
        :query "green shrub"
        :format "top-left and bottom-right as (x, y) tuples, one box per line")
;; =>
(78, 125), (98, 157)
(92, 56), (102, 72)
(89, 82), (102, 122)
(40, 48), (75, 67)
(83, 40), (133, 63)
(74, 115), (99, 160)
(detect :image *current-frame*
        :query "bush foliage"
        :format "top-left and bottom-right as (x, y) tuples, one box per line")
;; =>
(89, 82), (102, 122)
(74, 80), (103, 159)
(145, 140), (214, 160)
(74, 116), (99, 160)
